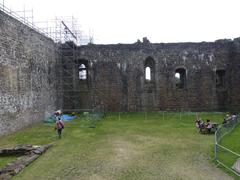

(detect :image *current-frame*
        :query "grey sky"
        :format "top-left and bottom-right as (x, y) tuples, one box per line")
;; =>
(3, 0), (240, 44)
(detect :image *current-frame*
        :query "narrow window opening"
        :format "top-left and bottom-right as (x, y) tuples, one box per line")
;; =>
(175, 72), (180, 80)
(144, 57), (155, 82)
(216, 70), (225, 88)
(175, 68), (186, 89)
(145, 67), (151, 81)
(79, 64), (87, 80)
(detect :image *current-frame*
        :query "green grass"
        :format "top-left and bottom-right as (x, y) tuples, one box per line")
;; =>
(217, 123), (240, 177)
(219, 123), (240, 154)
(0, 155), (20, 168)
(0, 112), (234, 180)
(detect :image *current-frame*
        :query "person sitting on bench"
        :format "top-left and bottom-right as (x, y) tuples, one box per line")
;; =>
(195, 118), (204, 132)
(205, 119), (212, 133)
(195, 119), (201, 128)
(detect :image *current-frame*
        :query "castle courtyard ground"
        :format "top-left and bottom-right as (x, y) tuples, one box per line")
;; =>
(0, 112), (234, 180)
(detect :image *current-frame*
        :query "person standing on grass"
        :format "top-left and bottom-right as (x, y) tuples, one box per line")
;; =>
(55, 112), (64, 138)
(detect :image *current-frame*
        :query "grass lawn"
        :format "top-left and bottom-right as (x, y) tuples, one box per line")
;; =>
(217, 123), (240, 176)
(0, 112), (234, 180)
(0, 155), (19, 168)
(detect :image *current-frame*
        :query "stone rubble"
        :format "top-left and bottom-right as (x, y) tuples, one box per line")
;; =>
(0, 144), (52, 180)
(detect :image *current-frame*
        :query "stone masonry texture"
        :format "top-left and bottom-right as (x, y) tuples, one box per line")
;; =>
(0, 11), (59, 136)
(74, 39), (240, 112)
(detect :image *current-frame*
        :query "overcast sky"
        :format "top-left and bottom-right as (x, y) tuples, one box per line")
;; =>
(3, 0), (240, 44)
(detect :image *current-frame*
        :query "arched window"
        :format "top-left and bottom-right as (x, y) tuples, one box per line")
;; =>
(145, 67), (151, 80)
(175, 72), (180, 80)
(144, 57), (155, 82)
(175, 68), (186, 89)
(79, 64), (87, 80)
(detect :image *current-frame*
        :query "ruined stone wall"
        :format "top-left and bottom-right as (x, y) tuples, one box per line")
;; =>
(0, 10), (59, 136)
(228, 38), (240, 112)
(75, 40), (233, 112)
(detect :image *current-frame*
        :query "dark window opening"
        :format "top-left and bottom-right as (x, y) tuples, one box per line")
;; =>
(144, 57), (155, 82)
(63, 64), (67, 71)
(216, 70), (225, 88)
(79, 64), (87, 80)
(175, 68), (186, 89)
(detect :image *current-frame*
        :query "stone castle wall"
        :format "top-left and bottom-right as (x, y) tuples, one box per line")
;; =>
(1, 8), (240, 136)
(73, 39), (240, 112)
(228, 39), (240, 112)
(0, 10), (59, 136)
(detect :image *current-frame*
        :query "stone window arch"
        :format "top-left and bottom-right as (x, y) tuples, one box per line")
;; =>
(144, 57), (155, 82)
(79, 64), (87, 80)
(175, 68), (186, 89)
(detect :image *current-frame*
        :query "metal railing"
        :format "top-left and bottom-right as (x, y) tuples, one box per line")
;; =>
(214, 115), (240, 176)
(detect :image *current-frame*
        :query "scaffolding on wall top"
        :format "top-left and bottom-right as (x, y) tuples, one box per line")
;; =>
(0, 1), (91, 46)
(35, 16), (84, 46)
(1, 1), (95, 111)
(0, 1), (51, 39)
